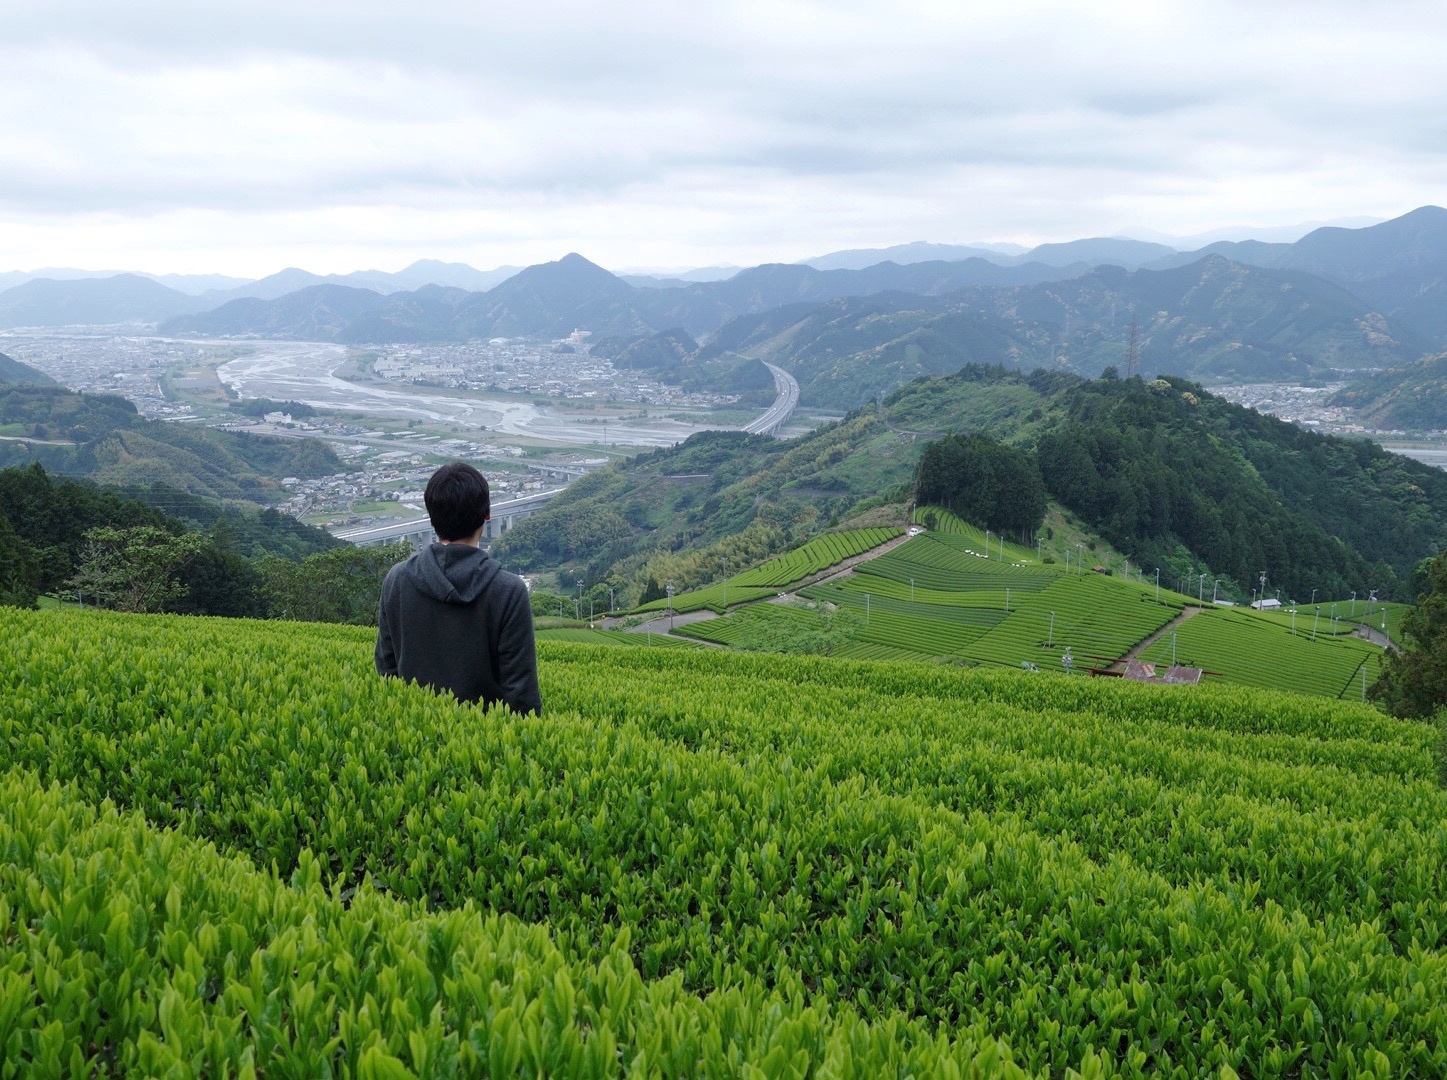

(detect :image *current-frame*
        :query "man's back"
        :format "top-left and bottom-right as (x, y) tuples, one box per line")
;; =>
(375, 543), (542, 714)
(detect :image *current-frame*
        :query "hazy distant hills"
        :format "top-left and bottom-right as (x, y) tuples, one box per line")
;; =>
(450, 253), (654, 339)
(153, 231), (1441, 411)
(0, 261), (523, 328)
(801, 242), (1017, 271)
(631, 258), (1088, 335)
(0, 274), (206, 328)
(1148, 206), (1447, 342)
(180, 285), (395, 341)
(161, 253), (1099, 343)
(800, 237), (1176, 272)
(209, 260), (521, 302)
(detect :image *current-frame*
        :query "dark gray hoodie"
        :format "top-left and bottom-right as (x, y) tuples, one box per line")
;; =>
(375, 543), (542, 714)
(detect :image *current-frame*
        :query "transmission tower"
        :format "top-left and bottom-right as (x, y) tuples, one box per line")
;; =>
(1124, 312), (1140, 379)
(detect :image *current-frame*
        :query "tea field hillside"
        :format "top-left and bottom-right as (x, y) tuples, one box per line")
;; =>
(2, 605), (1445, 1075)
(669, 507), (1393, 700)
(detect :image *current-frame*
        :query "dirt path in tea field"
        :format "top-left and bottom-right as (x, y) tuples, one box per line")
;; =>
(620, 609), (721, 635)
(771, 531), (918, 603)
(1352, 624), (1394, 649)
(1108, 605), (1205, 671)
(607, 530), (918, 636)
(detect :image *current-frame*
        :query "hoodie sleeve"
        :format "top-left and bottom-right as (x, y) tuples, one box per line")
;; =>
(496, 580), (543, 715)
(375, 573), (399, 678)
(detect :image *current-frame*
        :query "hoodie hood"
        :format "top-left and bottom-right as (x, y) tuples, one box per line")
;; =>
(404, 543), (501, 605)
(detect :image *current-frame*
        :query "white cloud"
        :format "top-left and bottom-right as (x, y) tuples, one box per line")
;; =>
(2, 0), (1446, 274)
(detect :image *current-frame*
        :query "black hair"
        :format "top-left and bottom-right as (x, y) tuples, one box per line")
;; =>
(424, 462), (490, 541)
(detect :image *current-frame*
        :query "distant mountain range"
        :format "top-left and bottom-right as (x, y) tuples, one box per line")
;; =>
(158, 252), (1095, 343)
(4, 208), (1446, 419)
(0, 259), (522, 313)
(711, 255), (1431, 406)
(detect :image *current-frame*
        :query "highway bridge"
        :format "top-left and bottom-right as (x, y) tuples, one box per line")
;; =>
(331, 487), (566, 546)
(742, 362), (800, 437)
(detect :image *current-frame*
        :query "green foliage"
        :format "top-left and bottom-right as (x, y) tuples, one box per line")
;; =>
(65, 525), (208, 613)
(495, 415), (905, 581)
(3, 608), (1447, 1073)
(227, 397), (319, 418)
(0, 464), (320, 615)
(915, 432), (1046, 538)
(683, 600), (867, 655)
(0, 506), (39, 608)
(113, 483), (342, 560)
(535, 628), (702, 649)
(257, 543), (409, 624)
(0, 769), (1030, 1077)
(530, 589), (570, 618)
(1371, 550), (1447, 721)
(0, 463), (173, 593)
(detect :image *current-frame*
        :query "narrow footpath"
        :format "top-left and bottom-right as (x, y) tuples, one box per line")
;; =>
(605, 529), (916, 636)
(1108, 605), (1203, 671)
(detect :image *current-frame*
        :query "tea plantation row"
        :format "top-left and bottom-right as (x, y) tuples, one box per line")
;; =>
(1, 607), (1443, 1076)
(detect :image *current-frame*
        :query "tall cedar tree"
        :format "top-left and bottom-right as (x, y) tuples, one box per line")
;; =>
(1371, 551), (1447, 725)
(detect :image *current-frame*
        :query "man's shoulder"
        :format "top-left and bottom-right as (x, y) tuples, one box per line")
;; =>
(379, 552), (417, 592)
(489, 564), (530, 597)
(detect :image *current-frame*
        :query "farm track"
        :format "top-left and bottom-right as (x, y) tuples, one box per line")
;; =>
(622, 609), (723, 638)
(771, 532), (916, 603)
(1108, 605), (1203, 671)
(614, 531), (915, 634)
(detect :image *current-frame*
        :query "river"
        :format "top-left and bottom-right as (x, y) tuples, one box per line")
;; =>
(215, 341), (721, 448)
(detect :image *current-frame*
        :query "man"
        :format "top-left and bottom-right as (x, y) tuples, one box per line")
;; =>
(375, 461), (543, 714)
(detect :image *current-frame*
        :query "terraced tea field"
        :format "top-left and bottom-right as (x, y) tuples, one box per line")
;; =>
(668, 503), (1401, 699)
(1137, 606), (1383, 700)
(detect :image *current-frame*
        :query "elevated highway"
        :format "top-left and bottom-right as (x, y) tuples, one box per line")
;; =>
(742, 362), (800, 437)
(331, 487), (566, 546)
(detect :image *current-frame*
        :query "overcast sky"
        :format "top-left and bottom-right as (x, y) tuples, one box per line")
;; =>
(4, 0), (1446, 276)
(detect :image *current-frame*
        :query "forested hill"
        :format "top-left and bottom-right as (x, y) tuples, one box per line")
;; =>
(1331, 352), (1447, 431)
(0, 382), (342, 499)
(1027, 373), (1447, 602)
(0, 352), (56, 386)
(497, 366), (1447, 604)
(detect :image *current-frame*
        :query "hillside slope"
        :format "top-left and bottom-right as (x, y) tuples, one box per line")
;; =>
(0, 382), (343, 499)
(0, 351), (56, 385)
(1151, 205), (1447, 345)
(1331, 352), (1447, 431)
(504, 368), (1447, 604)
(718, 256), (1430, 408)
